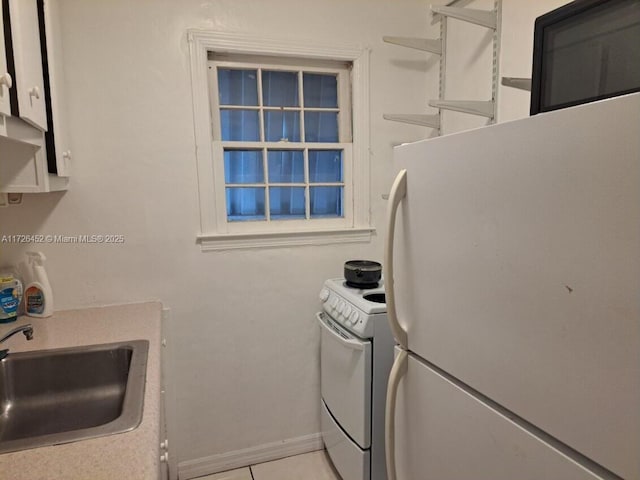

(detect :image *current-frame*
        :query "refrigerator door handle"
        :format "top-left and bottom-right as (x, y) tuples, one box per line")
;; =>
(385, 169), (408, 348)
(385, 348), (408, 480)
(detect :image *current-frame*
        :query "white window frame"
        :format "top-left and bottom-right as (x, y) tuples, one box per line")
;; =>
(210, 56), (352, 231)
(188, 30), (373, 251)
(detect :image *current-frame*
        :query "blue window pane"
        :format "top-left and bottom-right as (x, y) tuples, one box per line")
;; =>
(303, 73), (337, 108)
(269, 187), (306, 219)
(220, 110), (260, 141)
(304, 112), (338, 142)
(264, 111), (300, 142)
(268, 150), (304, 183)
(309, 150), (342, 183)
(262, 71), (299, 107)
(224, 150), (264, 184)
(218, 69), (258, 106)
(226, 187), (265, 221)
(310, 186), (343, 218)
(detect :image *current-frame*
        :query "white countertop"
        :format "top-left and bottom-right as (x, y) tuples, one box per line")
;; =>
(0, 302), (163, 480)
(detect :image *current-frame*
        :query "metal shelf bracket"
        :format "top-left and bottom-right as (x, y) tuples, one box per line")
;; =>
(430, 5), (497, 30)
(382, 36), (442, 55)
(383, 114), (441, 129)
(501, 77), (532, 92)
(428, 100), (495, 118)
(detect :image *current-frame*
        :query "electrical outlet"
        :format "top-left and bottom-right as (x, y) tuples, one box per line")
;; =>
(7, 193), (23, 205)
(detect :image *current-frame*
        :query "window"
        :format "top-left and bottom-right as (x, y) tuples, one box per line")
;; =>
(189, 31), (372, 250)
(210, 56), (351, 224)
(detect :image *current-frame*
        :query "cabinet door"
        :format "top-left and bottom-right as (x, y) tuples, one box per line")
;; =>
(7, 0), (47, 130)
(0, 0), (12, 116)
(41, 0), (71, 176)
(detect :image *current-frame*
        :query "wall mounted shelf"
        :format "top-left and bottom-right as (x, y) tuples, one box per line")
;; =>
(383, 0), (502, 135)
(428, 100), (494, 118)
(0, 118), (68, 194)
(0, 116), (43, 148)
(501, 77), (531, 91)
(383, 114), (441, 129)
(430, 6), (497, 29)
(382, 36), (442, 55)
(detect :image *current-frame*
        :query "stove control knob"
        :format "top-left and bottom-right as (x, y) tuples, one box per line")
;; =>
(350, 312), (360, 325)
(337, 301), (345, 314)
(319, 288), (330, 302)
(331, 297), (338, 308)
(343, 305), (352, 317)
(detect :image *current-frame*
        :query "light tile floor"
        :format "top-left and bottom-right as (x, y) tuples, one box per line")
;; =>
(197, 450), (341, 480)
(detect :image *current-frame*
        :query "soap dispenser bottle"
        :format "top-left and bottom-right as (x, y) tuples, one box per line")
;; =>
(24, 251), (53, 318)
(0, 270), (23, 323)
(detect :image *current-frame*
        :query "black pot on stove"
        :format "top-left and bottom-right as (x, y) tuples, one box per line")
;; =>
(344, 260), (382, 289)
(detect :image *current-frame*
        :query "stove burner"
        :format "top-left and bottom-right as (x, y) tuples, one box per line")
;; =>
(345, 281), (379, 290)
(363, 293), (386, 304)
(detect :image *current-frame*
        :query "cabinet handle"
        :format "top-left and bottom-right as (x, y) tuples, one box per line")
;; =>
(29, 87), (41, 100)
(160, 452), (169, 463)
(0, 73), (12, 88)
(63, 151), (72, 160)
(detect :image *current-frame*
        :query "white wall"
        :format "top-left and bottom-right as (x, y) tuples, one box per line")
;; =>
(0, 0), (435, 472)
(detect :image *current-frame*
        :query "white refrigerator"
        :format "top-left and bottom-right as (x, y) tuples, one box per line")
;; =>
(384, 93), (640, 480)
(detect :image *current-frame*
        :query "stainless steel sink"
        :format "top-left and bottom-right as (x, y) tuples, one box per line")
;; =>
(0, 340), (148, 454)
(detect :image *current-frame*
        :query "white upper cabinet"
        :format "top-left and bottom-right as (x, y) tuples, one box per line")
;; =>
(0, 0), (14, 118)
(41, 0), (71, 176)
(0, 1), (12, 117)
(0, 0), (70, 192)
(6, 0), (47, 131)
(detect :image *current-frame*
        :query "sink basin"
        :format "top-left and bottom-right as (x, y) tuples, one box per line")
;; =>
(0, 340), (148, 454)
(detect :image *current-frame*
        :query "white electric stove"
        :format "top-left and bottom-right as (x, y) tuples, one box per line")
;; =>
(317, 278), (394, 480)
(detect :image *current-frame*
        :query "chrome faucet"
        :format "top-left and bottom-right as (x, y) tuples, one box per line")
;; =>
(0, 324), (34, 360)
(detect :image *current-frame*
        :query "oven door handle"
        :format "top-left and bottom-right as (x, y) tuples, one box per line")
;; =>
(316, 312), (365, 351)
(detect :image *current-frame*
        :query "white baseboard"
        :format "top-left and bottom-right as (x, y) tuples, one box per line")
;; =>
(178, 432), (324, 479)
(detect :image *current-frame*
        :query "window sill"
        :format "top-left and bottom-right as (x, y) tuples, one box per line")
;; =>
(197, 227), (375, 251)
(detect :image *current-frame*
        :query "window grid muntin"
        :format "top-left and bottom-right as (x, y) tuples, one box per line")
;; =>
(303, 147), (310, 219)
(219, 106), (340, 112)
(257, 68), (265, 142)
(214, 58), (349, 223)
(298, 70), (306, 147)
(223, 144), (345, 221)
(213, 60), (348, 143)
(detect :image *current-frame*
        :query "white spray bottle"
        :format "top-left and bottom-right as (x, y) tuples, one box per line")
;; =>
(24, 251), (53, 318)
